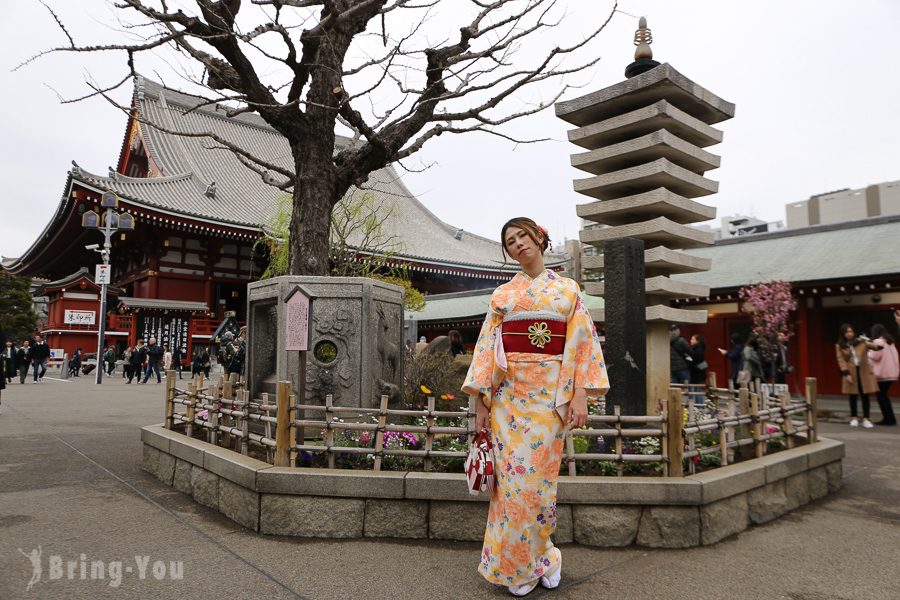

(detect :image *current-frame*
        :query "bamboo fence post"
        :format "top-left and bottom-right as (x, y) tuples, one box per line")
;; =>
(274, 380), (292, 467)
(325, 394), (336, 469)
(260, 392), (272, 463)
(186, 381), (196, 438)
(289, 394), (297, 466)
(660, 397), (669, 478)
(221, 375), (234, 448)
(164, 370), (176, 430)
(725, 394), (736, 463)
(780, 392), (794, 449)
(467, 396), (477, 443)
(374, 394), (388, 471)
(208, 383), (220, 446)
(614, 405), (624, 477)
(805, 377), (818, 443)
(718, 406), (728, 467)
(566, 429), (577, 477)
(666, 388), (684, 477)
(738, 387), (750, 451)
(707, 370), (717, 393)
(687, 399), (697, 475)
(424, 396), (435, 472)
(750, 392), (764, 458)
(241, 389), (250, 456)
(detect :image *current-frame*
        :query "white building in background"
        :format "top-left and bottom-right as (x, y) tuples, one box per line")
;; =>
(694, 215), (785, 240)
(786, 179), (900, 228)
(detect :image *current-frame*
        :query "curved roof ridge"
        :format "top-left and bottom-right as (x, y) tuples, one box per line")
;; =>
(82, 168), (195, 185)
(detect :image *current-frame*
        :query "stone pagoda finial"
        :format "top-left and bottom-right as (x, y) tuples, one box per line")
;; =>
(625, 16), (660, 78)
(634, 17), (653, 60)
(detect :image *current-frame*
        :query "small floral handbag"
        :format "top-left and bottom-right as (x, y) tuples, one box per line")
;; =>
(464, 429), (496, 496)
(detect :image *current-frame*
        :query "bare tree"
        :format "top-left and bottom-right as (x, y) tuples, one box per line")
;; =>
(26, 0), (617, 275)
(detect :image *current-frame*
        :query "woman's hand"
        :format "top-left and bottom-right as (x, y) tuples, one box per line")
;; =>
(568, 389), (589, 429)
(718, 348), (727, 355)
(475, 396), (490, 432)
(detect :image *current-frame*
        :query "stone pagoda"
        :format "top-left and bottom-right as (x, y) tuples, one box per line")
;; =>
(556, 18), (735, 412)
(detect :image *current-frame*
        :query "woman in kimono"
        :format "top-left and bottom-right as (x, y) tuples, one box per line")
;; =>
(463, 217), (609, 596)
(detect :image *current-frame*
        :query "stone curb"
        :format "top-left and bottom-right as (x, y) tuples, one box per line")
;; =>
(141, 426), (846, 548)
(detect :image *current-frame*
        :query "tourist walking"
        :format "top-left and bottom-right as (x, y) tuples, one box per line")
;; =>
(773, 332), (792, 386)
(0, 328), (7, 413)
(835, 324), (880, 428)
(463, 217), (609, 597)
(31, 334), (50, 383)
(142, 337), (164, 384)
(104, 346), (116, 376)
(717, 333), (744, 387)
(127, 340), (146, 384)
(741, 334), (765, 383)
(163, 344), (173, 373)
(201, 347), (211, 378)
(3, 339), (16, 384)
(225, 331), (246, 377)
(867, 323), (898, 426)
(69, 348), (82, 378)
(689, 334), (708, 384)
(669, 324), (692, 385)
(16, 340), (31, 384)
(173, 347), (185, 379)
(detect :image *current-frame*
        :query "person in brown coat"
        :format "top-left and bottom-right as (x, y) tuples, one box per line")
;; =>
(835, 323), (881, 428)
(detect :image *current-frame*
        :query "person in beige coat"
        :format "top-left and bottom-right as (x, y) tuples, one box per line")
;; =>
(835, 323), (881, 428)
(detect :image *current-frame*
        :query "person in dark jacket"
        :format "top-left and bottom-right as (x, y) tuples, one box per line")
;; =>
(16, 340), (31, 384)
(689, 334), (708, 384)
(0, 328), (6, 412)
(669, 324), (693, 384)
(225, 332), (246, 377)
(3, 339), (16, 384)
(142, 337), (164, 384)
(718, 333), (744, 386)
(172, 346), (184, 380)
(104, 346), (116, 376)
(742, 334), (766, 382)
(30, 334), (50, 383)
(69, 348), (82, 377)
(127, 340), (146, 384)
(448, 329), (465, 356)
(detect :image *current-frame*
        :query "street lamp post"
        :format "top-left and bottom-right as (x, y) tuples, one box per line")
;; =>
(82, 191), (134, 384)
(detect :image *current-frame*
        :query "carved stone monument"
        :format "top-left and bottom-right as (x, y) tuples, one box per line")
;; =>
(556, 18), (735, 413)
(246, 276), (404, 408)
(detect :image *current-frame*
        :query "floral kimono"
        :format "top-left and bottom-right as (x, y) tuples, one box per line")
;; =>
(462, 269), (609, 586)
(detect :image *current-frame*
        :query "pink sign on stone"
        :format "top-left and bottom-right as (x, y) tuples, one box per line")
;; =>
(285, 290), (310, 351)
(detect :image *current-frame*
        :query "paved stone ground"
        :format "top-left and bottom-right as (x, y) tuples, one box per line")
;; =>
(0, 375), (898, 600)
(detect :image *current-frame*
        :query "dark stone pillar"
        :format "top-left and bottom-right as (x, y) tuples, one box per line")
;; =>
(603, 238), (647, 415)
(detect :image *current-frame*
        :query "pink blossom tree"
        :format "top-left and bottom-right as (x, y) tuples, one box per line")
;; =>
(738, 280), (797, 362)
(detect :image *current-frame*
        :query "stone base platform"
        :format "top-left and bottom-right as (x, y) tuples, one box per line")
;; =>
(141, 424), (844, 548)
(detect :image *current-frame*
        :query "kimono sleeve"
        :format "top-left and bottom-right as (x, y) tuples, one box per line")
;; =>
(461, 308), (503, 407)
(556, 286), (609, 411)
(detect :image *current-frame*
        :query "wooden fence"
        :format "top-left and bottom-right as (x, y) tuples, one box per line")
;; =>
(162, 371), (818, 477)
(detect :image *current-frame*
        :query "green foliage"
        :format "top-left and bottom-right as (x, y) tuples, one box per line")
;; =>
(254, 190), (427, 310)
(369, 275), (426, 311)
(253, 193), (292, 279)
(0, 273), (38, 343)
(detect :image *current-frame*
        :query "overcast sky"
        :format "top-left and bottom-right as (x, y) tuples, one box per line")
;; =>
(2, 1), (899, 260)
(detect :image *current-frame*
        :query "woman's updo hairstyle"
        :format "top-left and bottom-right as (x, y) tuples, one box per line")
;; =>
(500, 217), (550, 260)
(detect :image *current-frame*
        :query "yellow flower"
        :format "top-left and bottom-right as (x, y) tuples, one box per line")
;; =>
(420, 385), (432, 394)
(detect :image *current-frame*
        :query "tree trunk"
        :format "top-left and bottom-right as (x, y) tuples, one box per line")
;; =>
(288, 144), (343, 276)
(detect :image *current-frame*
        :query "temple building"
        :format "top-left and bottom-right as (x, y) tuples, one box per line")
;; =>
(3, 76), (563, 358)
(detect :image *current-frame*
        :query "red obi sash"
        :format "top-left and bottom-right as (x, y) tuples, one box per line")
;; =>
(501, 317), (566, 355)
